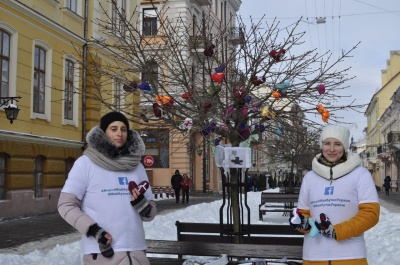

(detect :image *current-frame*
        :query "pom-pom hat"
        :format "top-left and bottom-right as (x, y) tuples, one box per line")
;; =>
(100, 111), (130, 132)
(320, 124), (350, 151)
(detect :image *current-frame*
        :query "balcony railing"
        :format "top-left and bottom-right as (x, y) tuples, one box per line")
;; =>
(228, 27), (244, 45)
(193, 0), (212, 6)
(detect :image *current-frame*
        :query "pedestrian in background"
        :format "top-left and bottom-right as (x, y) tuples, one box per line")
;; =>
(384, 175), (391, 196)
(58, 111), (156, 265)
(290, 124), (379, 265)
(180, 174), (191, 204)
(171, 169), (183, 203)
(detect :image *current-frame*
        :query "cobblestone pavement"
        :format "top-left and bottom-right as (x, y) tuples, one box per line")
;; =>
(0, 191), (398, 251)
(0, 192), (222, 250)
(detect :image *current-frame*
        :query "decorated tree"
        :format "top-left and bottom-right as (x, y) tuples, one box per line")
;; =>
(75, 2), (365, 242)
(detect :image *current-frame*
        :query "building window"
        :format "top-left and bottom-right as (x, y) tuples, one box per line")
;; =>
(0, 153), (7, 200)
(120, 0), (126, 36)
(111, 1), (118, 34)
(143, 9), (157, 36)
(33, 46), (46, 114)
(34, 156), (45, 198)
(66, 0), (77, 13)
(114, 79), (123, 111)
(0, 29), (10, 99)
(142, 61), (158, 90)
(64, 59), (74, 120)
(140, 130), (169, 168)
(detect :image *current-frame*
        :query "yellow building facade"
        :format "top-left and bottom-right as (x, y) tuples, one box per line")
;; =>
(365, 50), (400, 187)
(0, 0), (140, 218)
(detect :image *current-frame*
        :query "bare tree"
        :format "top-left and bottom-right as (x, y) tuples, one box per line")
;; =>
(72, 1), (366, 242)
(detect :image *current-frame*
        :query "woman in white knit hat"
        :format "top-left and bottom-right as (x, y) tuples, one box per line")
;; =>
(290, 124), (379, 265)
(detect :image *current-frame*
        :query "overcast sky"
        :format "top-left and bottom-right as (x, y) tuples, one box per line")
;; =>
(238, 0), (400, 141)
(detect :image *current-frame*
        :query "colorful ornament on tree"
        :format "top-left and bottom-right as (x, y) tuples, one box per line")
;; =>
(275, 124), (283, 135)
(272, 90), (280, 99)
(182, 91), (192, 100)
(251, 76), (266, 86)
(261, 106), (276, 120)
(178, 118), (193, 130)
(269, 48), (286, 62)
(240, 127), (251, 140)
(208, 85), (222, 96)
(275, 81), (290, 93)
(224, 105), (235, 118)
(214, 137), (221, 146)
(243, 95), (252, 103)
(233, 88), (245, 99)
(317, 84), (326, 95)
(215, 64), (225, 73)
(155, 95), (174, 108)
(254, 124), (266, 133)
(241, 105), (249, 115)
(316, 104), (330, 122)
(202, 121), (217, 136)
(138, 82), (153, 95)
(140, 113), (149, 123)
(211, 73), (225, 84)
(203, 102), (212, 112)
(152, 103), (163, 118)
(204, 44), (216, 57)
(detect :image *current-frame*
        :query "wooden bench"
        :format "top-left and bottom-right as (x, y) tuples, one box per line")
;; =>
(153, 186), (174, 199)
(280, 186), (301, 194)
(259, 193), (299, 221)
(146, 239), (303, 265)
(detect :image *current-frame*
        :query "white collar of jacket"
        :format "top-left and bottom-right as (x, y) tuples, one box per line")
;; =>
(312, 152), (362, 181)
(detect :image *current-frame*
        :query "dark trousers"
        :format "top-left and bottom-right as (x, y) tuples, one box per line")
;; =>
(174, 188), (181, 202)
(182, 189), (189, 203)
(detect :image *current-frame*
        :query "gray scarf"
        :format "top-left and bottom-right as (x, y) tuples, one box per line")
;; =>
(83, 126), (145, 171)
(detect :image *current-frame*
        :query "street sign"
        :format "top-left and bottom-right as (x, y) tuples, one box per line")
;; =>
(143, 155), (154, 167)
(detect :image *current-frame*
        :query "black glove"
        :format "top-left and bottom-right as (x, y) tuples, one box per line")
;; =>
(289, 209), (311, 231)
(315, 213), (336, 239)
(87, 224), (114, 258)
(131, 194), (152, 217)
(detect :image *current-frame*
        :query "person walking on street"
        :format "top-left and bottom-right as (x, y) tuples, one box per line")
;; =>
(180, 174), (191, 204)
(171, 170), (183, 203)
(289, 124), (379, 265)
(384, 175), (391, 196)
(58, 111), (157, 265)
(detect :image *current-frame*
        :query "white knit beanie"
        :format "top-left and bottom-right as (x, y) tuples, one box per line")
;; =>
(320, 124), (350, 151)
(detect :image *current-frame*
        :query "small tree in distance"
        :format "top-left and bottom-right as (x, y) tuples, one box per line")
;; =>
(77, 1), (366, 242)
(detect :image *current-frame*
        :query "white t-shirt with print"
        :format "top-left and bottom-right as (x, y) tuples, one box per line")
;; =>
(298, 166), (378, 261)
(62, 155), (154, 255)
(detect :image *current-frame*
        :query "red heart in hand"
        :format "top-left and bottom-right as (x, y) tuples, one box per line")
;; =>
(129, 181), (150, 196)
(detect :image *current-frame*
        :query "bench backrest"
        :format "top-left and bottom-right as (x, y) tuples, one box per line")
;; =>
(146, 239), (303, 261)
(261, 193), (299, 204)
(175, 221), (303, 246)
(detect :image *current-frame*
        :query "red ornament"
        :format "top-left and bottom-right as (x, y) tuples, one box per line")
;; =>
(233, 88), (245, 99)
(182, 92), (192, 100)
(269, 48), (285, 62)
(317, 84), (326, 95)
(204, 44), (216, 56)
(211, 73), (225, 84)
(203, 102), (212, 112)
(251, 76), (266, 86)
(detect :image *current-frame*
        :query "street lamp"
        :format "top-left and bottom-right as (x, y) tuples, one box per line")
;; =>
(0, 96), (22, 124)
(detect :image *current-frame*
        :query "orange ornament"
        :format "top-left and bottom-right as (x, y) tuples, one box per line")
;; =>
(155, 95), (174, 108)
(272, 91), (280, 99)
(322, 109), (330, 122)
(317, 103), (324, 114)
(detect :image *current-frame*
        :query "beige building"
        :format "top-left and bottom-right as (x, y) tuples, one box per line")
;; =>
(365, 50), (400, 188)
(0, 0), (140, 218)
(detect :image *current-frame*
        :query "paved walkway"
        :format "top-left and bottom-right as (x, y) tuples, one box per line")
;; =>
(0, 192), (222, 251)
(0, 190), (398, 252)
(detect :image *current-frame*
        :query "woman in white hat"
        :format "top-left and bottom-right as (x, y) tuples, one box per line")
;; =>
(290, 124), (379, 265)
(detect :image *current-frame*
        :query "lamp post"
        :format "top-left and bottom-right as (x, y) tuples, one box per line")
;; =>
(0, 96), (22, 124)
(197, 138), (207, 193)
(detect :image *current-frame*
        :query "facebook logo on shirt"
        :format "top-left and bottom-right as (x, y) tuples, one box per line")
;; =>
(118, 177), (129, 185)
(324, 186), (334, 195)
